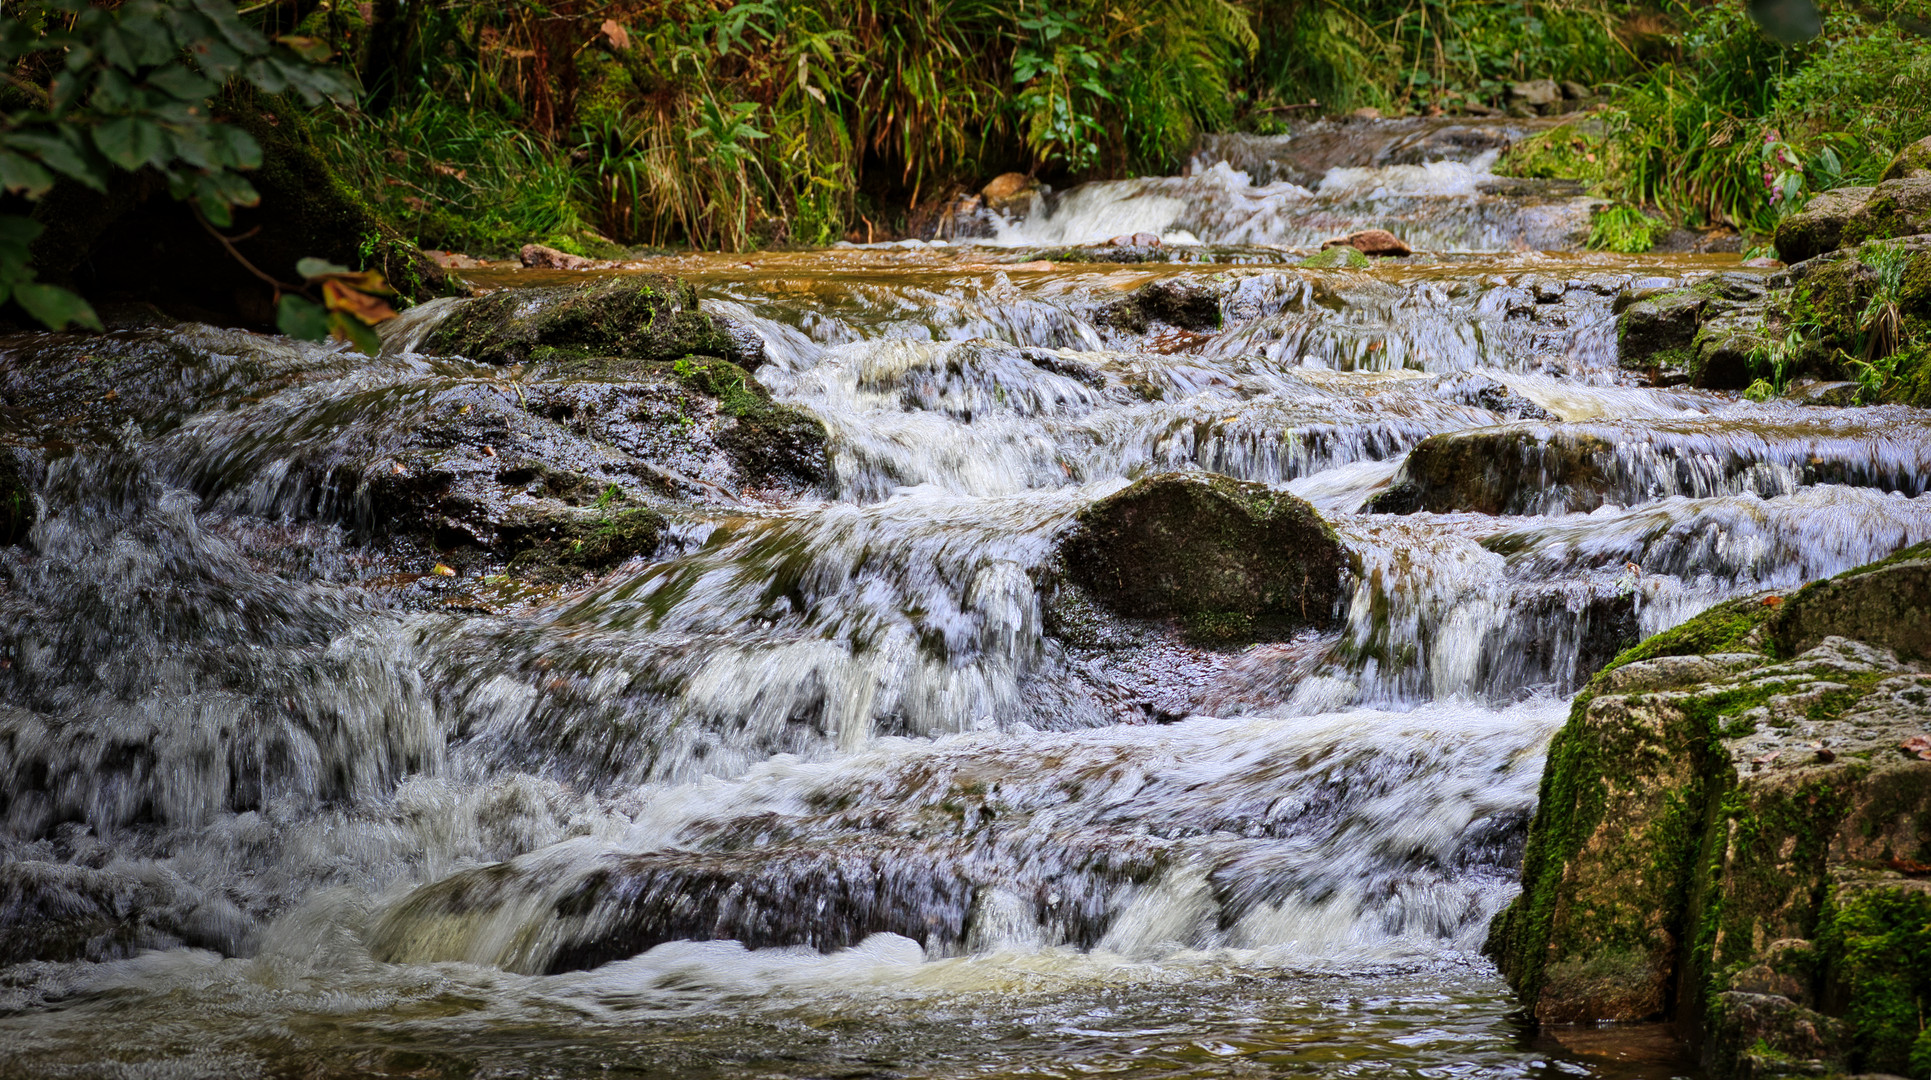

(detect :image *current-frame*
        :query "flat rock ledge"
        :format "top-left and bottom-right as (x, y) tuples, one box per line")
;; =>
(1485, 542), (1931, 1079)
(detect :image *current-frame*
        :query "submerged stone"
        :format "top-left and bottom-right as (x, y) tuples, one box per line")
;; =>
(1100, 279), (1222, 333)
(1058, 472), (1348, 635)
(1485, 542), (1931, 1077)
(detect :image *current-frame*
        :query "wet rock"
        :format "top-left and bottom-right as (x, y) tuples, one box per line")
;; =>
(1486, 543), (1931, 1077)
(1299, 245), (1371, 269)
(1105, 232), (1162, 247)
(1365, 416), (1931, 516)
(1509, 79), (1563, 107)
(1687, 309), (1771, 389)
(981, 172), (1043, 214)
(1322, 229), (1412, 257)
(1615, 288), (1707, 379)
(1058, 472), (1349, 636)
(1559, 80), (1591, 100)
(1784, 379), (1861, 406)
(1775, 186), (1875, 263)
(1442, 373), (1557, 420)
(1, 447), (31, 546)
(1881, 134), (1931, 181)
(1381, 124), (1512, 166)
(502, 506), (667, 583)
(423, 276), (746, 369)
(1100, 279), (1221, 333)
(519, 243), (596, 271)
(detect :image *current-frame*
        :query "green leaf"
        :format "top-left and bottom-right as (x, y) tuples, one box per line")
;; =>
(0, 152), (55, 198)
(93, 116), (167, 171)
(331, 310), (383, 356)
(12, 283), (103, 331)
(276, 295), (331, 341)
(146, 64), (214, 102)
(97, 25), (136, 72)
(216, 125), (261, 170)
(296, 257), (351, 280)
(7, 132), (104, 190)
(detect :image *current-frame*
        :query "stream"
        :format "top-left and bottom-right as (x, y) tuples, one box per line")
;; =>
(4, 120), (1927, 1079)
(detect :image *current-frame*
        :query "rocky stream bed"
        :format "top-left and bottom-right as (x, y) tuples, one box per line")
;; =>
(0, 122), (1928, 1080)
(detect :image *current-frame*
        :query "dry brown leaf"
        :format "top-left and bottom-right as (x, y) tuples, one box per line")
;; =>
(1902, 734), (1931, 761)
(321, 279), (399, 324)
(601, 19), (631, 50)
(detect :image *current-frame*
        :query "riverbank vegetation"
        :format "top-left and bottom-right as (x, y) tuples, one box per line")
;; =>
(5, 0), (1931, 265)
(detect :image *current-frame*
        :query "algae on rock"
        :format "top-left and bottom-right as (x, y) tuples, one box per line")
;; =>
(1487, 543), (1931, 1079)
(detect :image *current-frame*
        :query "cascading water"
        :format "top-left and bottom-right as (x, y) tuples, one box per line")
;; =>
(4, 130), (1927, 1080)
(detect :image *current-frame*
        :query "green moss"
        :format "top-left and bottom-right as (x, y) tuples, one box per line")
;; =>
(1496, 123), (1614, 183)
(1815, 879), (1931, 1077)
(1300, 245), (1371, 269)
(1182, 610), (1255, 645)
(506, 507), (666, 581)
(1596, 595), (1781, 677)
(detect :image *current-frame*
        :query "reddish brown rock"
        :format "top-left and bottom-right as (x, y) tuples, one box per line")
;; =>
(519, 244), (595, 271)
(1321, 229), (1412, 257)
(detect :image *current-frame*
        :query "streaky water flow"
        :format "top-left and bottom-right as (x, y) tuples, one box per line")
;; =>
(4, 131), (1923, 1079)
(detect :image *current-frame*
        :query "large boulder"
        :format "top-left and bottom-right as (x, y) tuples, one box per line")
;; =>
(1486, 544), (1931, 1078)
(1774, 186), (1875, 264)
(1058, 472), (1350, 639)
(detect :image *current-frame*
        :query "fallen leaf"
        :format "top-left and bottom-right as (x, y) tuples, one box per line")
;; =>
(321, 278), (399, 324)
(601, 19), (631, 49)
(1762, 595), (1783, 607)
(481, 445), (496, 458)
(432, 563), (456, 577)
(1884, 856), (1931, 876)
(1902, 734), (1931, 761)
(391, 463), (407, 475)
(1752, 750), (1780, 766)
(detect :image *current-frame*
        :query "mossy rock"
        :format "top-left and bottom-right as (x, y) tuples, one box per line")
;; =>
(1487, 542), (1931, 1076)
(1771, 540), (1931, 661)
(1300, 245), (1371, 269)
(1366, 428), (1615, 516)
(1839, 177), (1931, 251)
(504, 507), (666, 582)
(1880, 134), (1931, 182)
(1058, 472), (1349, 634)
(1617, 288), (1709, 373)
(425, 277), (740, 368)
(1774, 186), (1875, 265)
(1687, 310), (1770, 390)
(1099, 279), (1221, 333)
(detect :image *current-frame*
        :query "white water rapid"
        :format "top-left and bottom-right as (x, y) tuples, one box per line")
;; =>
(3, 126), (1923, 1080)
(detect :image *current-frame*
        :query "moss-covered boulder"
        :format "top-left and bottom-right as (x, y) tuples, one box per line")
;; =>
(1486, 544), (1931, 1078)
(424, 277), (745, 368)
(1774, 186), (1875, 264)
(1057, 472), (1349, 637)
(1882, 135), (1931, 182)
(1367, 427), (1615, 515)
(1840, 177), (1931, 251)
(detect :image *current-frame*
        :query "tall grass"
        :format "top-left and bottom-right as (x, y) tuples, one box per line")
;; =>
(1604, 3), (1931, 232)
